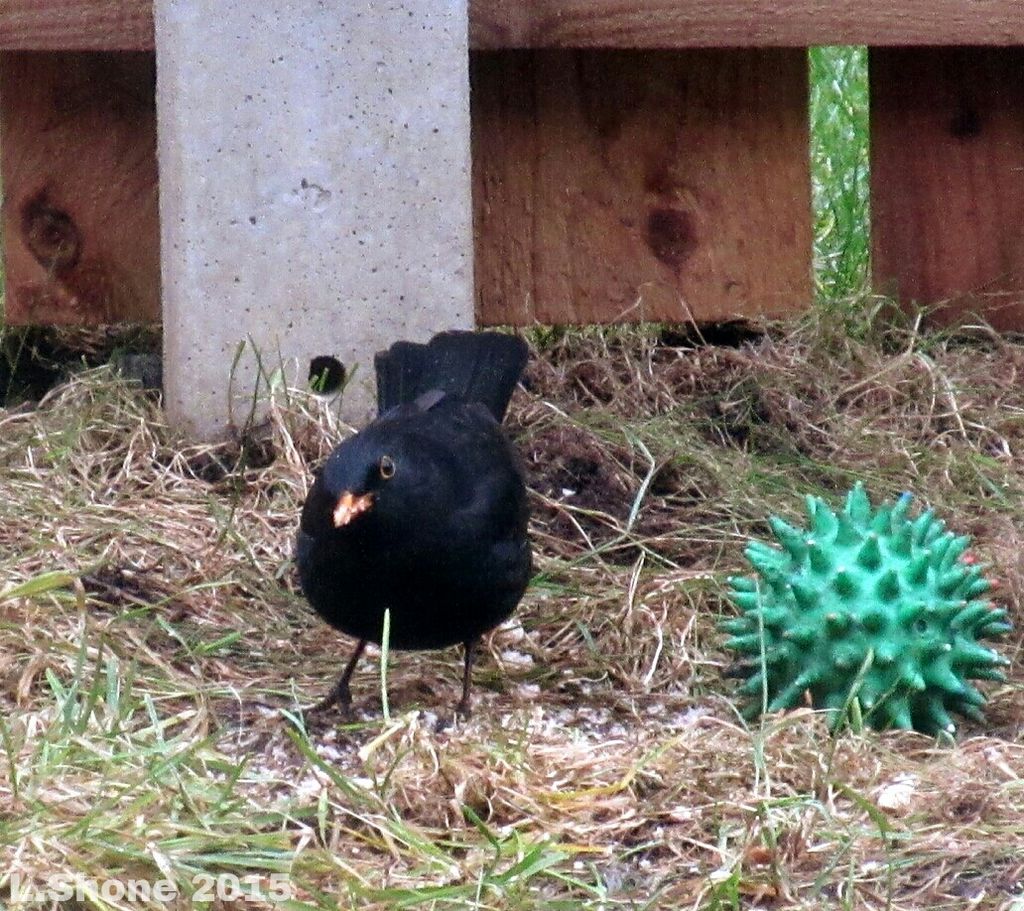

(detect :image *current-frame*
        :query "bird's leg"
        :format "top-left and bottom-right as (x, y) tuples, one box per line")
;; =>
(455, 638), (478, 719)
(310, 638), (367, 715)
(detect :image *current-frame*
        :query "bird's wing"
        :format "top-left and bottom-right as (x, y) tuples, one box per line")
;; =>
(440, 408), (528, 542)
(412, 389), (447, 412)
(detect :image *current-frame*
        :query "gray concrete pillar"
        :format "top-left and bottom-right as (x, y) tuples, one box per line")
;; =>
(154, 1), (474, 438)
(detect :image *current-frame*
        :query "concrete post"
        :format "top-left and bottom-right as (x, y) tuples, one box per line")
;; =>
(154, 1), (474, 438)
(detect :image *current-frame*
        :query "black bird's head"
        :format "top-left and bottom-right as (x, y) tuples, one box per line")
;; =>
(318, 421), (451, 534)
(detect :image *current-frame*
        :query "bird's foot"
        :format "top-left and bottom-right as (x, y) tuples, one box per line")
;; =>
(307, 684), (354, 719)
(432, 700), (472, 733)
(306, 639), (367, 721)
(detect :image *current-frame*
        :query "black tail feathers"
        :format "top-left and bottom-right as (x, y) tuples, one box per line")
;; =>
(374, 331), (528, 421)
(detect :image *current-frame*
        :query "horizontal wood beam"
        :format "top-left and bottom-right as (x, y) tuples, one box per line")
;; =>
(4, 0), (1024, 51)
(470, 1), (1024, 48)
(1, 1), (153, 51)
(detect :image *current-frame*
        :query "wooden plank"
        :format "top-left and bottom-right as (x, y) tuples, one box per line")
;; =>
(469, 0), (1024, 48)
(871, 47), (1024, 329)
(472, 48), (812, 326)
(1, 1), (153, 51)
(0, 52), (160, 324)
(4, 1), (1024, 51)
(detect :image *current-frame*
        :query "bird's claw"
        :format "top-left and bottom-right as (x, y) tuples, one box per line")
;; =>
(307, 684), (354, 718)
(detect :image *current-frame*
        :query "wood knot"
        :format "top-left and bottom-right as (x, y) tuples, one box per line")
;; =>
(646, 207), (697, 272)
(21, 192), (81, 274)
(950, 100), (982, 140)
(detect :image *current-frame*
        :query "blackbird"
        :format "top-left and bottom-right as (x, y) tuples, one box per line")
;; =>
(296, 330), (532, 717)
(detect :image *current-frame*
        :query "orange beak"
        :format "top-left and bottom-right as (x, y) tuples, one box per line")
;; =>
(332, 491), (374, 528)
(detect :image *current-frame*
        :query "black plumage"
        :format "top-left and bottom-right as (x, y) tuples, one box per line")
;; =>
(296, 330), (531, 717)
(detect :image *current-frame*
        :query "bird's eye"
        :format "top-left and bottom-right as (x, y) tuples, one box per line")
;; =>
(379, 454), (396, 480)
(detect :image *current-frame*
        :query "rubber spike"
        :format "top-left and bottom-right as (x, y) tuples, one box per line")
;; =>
(876, 569), (901, 602)
(939, 542), (963, 571)
(951, 602), (993, 631)
(833, 569), (858, 600)
(833, 644), (863, 671)
(977, 622), (1013, 638)
(730, 591), (761, 612)
(871, 507), (893, 535)
(911, 509), (935, 545)
(720, 618), (751, 636)
(957, 682), (987, 707)
(920, 640), (953, 660)
(834, 513), (861, 547)
(781, 626), (817, 647)
(977, 607), (1008, 626)
(769, 516), (808, 562)
(887, 696), (914, 730)
(965, 578), (991, 598)
(808, 543), (832, 575)
(952, 641), (1006, 668)
(891, 491), (913, 525)
(952, 703), (986, 724)
(746, 542), (786, 571)
(825, 612), (853, 637)
(946, 534), (972, 562)
(844, 482), (872, 525)
(759, 607), (790, 629)
(937, 568), (968, 597)
(856, 679), (883, 712)
(969, 667), (1007, 682)
(875, 642), (899, 666)
(862, 609), (888, 634)
(737, 673), (766, 696)
(930, 536), (953, 566)
(810, 500), (839, 539)
(767, 669), (819, 712)
(905, 553), (930, 586)
(890, 524), (913, 558)
(804, 494), (818, 521)
(726, 633), (770, 653)
(856, 534), (883, 571)
(924, 695), (956, 735)
(790, 579), (818, 612)
(899, 602), (927, 626)
(900, 667), (927, 692)
(926, 665), (968, 697)
(728, 576), (758, 592)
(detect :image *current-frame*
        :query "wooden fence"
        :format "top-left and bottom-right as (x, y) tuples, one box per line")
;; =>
(3, 2), (1024, 329)
(2, 3), (1024, 435)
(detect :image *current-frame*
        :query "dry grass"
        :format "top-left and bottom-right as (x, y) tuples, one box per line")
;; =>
(3, 308), (1024, 909)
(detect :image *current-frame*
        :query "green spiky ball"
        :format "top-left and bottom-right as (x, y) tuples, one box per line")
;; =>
(722, 483), (1011, 735)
